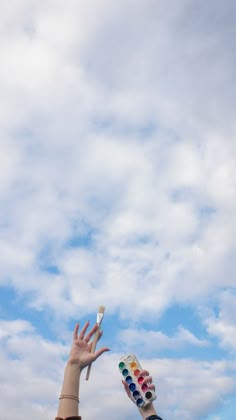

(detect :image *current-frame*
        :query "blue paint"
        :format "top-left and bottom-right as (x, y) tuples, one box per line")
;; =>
(125, 376), (132, 385)
(137, 398), (144, 407)
(129, 383), (136, 392)
(133, 390), (140, 400)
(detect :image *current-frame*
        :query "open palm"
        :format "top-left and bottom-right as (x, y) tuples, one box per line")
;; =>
(69, 321), (109, 369)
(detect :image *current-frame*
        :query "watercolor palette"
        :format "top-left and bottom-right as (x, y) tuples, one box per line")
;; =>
(119, 353), (156, 408)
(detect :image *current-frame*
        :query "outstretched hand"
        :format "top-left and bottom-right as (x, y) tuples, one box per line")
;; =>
(69, 321), (109, 369)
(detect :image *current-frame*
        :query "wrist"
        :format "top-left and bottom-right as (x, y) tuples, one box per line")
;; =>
(61, 361), (81, 395)
(67, 359), (82, 373)
(139, 403), (157, 419)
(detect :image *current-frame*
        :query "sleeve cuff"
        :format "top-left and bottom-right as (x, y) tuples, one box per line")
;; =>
(55, 417), (82, 420)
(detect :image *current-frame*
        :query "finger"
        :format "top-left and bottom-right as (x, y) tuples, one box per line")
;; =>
(86, 329), (103, 344)
(122, 379), (129, 390)
(93, 346), (110, 361)
(122, 380), (133, 400)
(84, 323), (99, 342)
(78, 320), (90, 339)
(140, 369), (149, 376)
(122, 379), (130, 394)
(73, 323), (79, 341)
(148, 383), (156, 391)
(143, 375), (153, 385)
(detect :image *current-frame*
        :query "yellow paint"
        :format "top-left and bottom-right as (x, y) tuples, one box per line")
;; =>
(130, 361), (137, 369)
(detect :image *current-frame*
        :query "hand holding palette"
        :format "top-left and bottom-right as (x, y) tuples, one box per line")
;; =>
(119, 354), (156, 408)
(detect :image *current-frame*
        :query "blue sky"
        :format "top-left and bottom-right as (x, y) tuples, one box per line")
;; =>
(0, 1), (236, 419)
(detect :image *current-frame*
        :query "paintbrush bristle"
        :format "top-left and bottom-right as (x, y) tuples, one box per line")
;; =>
(98, 305), (105, 313)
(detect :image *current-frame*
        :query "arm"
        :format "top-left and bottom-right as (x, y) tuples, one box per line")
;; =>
(122, 369), (163, 420)
(56, 321), (109, 419)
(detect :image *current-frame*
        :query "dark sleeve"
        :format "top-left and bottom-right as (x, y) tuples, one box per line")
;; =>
(55, 417), (82, 420)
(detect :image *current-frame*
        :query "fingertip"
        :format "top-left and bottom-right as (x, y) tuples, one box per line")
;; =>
(141, 369), (149, 376)
(73, 323), (79, 338)
(74, 322), (79, 332)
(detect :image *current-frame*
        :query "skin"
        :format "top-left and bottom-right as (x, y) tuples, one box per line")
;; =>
(57, 321), (159, 419)
(122, 370), (159, 419)
(57, 321), (109, 419)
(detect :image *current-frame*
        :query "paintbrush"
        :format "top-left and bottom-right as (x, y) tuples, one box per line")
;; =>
(85, 305), (105, 380)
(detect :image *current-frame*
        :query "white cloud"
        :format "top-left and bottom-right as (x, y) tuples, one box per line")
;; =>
(0, 319), (63, 420)
(0, 321), (235, 420)
(149, 358), (236, 420)
(0, 0), (235, 317)
(203, 291), (236, 352)
(118, 326), (208, 353)
(0, 1), (236, 417)
(0, 319), (33, 339)
(0, 320), (235, 420)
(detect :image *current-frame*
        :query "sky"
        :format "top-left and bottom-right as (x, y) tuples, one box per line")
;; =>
(0, 0), (236, 419)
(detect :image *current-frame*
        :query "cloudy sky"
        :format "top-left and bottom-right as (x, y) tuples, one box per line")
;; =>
(0, 0), (236, 419)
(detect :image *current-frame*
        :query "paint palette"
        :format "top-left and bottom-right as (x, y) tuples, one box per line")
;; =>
(118, 353), (156, 408)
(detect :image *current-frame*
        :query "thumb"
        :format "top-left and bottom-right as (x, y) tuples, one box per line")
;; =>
(93, 347), (110, 361)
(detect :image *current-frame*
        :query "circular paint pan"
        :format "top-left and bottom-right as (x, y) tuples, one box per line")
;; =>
(141, 383), (148, 391)
(145, 391), (153, 399)
(129, 383), (136, 392)
(130, 361), (137, 369)
(122, 369), (129, 377)
(125, 375), (133, 385)
(134, 369), (140, 376)
(138, 376), (144, 384)
(136, 398), (144, 407)
(133, 390), (140, 400)
(119, 362), (125, 370)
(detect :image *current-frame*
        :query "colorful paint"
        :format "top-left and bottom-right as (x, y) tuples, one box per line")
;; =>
(118, 353), (156, 408)
(125, 375), (133, 385)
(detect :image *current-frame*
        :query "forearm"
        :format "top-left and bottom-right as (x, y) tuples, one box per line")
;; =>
(57, 361), (81, 418)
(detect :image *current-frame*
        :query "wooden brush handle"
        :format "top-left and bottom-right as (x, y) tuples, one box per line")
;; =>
(85, 328), (100, 380)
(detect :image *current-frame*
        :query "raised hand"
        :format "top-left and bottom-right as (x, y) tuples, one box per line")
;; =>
(69, 321), (109, 369)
